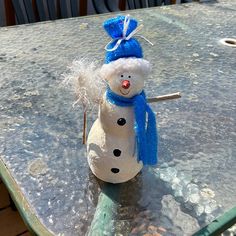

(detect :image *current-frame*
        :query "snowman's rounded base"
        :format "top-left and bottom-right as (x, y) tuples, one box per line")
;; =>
(87, 119), (143, 184)
(89, 166), (141, 184)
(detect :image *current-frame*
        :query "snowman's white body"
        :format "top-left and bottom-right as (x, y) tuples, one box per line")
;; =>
(87, 94), (143, 183)
(86, 58), (151, 184)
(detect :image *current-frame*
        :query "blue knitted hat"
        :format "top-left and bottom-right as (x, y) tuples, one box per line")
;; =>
(103, 15), (143, 64)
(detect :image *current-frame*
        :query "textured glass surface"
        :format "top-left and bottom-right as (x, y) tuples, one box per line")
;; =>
(0, 1), (235, 235)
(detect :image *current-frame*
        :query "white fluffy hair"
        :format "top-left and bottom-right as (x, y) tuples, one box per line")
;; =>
(62, 59), (106, 110)
(100, 57), (151, 80)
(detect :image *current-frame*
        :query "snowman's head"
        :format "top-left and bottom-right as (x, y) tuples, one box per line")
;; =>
(100, 57), (151, 98)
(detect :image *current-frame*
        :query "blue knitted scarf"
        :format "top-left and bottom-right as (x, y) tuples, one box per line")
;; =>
(106, 87), (158, 165)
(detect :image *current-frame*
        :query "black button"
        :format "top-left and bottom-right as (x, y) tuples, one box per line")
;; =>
(117, 118), (126, 126)
(113, 149), (121, 157)
(111, 168), (120, 173)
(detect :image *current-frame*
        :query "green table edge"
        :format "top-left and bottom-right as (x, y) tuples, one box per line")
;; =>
(0, 157), (54, 236)
(193, 206), (236, 236)
(87, 183), (121, 236)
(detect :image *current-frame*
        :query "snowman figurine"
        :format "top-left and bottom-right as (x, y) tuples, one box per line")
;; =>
(64, 15), (167, 184)
(87, 15), (158, 184)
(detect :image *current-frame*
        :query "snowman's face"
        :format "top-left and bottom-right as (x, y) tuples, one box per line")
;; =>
(108, 71), (144, 98)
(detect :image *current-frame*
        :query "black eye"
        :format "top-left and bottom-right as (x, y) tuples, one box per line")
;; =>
(121, 75), (124, 77)
(128, 75), (131, 78)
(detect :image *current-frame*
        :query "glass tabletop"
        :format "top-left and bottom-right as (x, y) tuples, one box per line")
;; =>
(0, 1), (235, 235)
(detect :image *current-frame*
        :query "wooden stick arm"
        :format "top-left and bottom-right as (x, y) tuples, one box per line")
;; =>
(147, 92), (181, 103)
